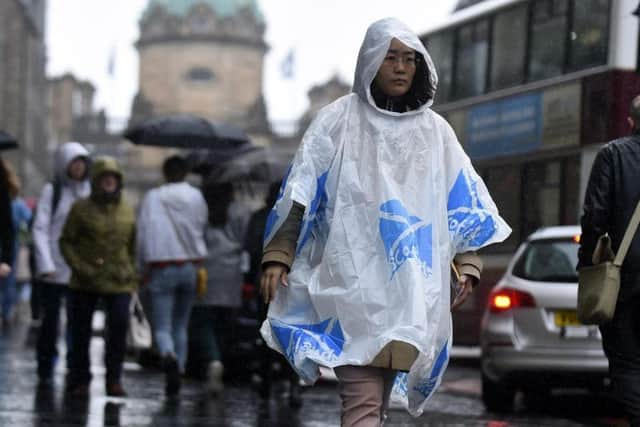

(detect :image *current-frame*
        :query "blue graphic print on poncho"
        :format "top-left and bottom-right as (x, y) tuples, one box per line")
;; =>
(263, 165), (292, 242)
(379, 200), (433, 279)
(296, 171), (328, 254)
(447, 170), (497, 249)
(271, 318), (345, 379)
(413, 340), (449, 399)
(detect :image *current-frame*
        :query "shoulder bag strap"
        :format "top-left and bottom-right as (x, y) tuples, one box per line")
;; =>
(614, 199), (640, 266)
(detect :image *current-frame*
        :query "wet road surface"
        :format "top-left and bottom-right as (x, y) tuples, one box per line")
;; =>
(0, 315), (628, 426)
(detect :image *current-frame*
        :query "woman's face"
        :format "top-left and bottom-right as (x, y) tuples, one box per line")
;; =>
(99, 173), (119, 193)
(374, 38), (417, 98)
(67, 157), (87, 181)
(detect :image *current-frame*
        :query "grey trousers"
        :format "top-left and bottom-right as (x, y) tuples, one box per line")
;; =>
(334, 365), (397, 427)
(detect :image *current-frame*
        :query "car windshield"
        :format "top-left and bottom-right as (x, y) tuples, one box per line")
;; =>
(512, 239), (578, 283)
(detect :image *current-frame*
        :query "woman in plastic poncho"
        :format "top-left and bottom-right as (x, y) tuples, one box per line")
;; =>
(259, 18), (511, 426)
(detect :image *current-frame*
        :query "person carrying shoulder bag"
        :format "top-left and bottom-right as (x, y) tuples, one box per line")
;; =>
(579, 94), (640, 426)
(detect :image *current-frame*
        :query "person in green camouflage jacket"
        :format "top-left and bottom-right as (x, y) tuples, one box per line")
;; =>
(60, 156), (136, 398)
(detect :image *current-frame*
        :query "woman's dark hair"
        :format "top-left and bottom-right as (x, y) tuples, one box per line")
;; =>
(370, 52), (435, 113)
(203, 182), (233, 226)
(163, 155), (188, 183)
(0, 157), (19, 198)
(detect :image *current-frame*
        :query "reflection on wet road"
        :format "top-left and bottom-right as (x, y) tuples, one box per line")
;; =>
(0, 320), (627, 426)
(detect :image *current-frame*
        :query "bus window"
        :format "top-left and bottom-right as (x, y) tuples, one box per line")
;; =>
(454, 19), (489, 100)
(490, 5), (528, 91)
(569, 0), (609, 71)
(528, 0), (569, 82)
(426, 31), (454, 104)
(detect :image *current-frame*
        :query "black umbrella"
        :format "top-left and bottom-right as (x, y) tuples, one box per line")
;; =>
(205, 146), (293, 183)
(0, 130), (18, 151)
(123, 114), (251, 149)
(186, 144), (260, 175)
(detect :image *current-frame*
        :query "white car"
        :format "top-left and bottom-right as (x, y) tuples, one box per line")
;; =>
(480, 226), (608, 412)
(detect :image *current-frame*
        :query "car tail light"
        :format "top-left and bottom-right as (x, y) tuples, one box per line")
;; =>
(242, 283), (257, 301)
(489, 288), (536, 313)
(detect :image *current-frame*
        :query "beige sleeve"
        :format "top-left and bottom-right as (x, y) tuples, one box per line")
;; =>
(261, 202), (305, 271)
(454, 252), (483, 285)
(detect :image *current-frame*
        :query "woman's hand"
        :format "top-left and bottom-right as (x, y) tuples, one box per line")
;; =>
(260, 263), (288, 304)
(451, 274), (475, 310)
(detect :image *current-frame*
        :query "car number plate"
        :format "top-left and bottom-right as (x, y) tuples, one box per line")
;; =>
(554, 310), (582, 327)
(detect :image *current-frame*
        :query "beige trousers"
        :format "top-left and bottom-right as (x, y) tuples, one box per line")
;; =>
(334, 365), (397, 427)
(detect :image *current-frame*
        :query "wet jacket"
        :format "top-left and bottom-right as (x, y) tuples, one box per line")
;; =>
(59, 157), (137, 294)
(579, 132), (640, 301)
(32, 142), (90, 284)
(199, 202), (250, 307)
(136, 182), (208, 269)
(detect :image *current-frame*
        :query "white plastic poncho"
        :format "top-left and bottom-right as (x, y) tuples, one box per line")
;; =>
(260, 18), (511, 416)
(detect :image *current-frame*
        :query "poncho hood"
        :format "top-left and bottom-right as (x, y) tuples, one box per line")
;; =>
(55, 142), (90, 183)
(353, 17), (438, 115)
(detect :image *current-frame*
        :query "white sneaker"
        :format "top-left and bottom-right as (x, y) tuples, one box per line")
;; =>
(206, 360), (224, 396)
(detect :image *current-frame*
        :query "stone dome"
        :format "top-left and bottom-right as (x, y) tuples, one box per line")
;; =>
(143, 0), (263, 22)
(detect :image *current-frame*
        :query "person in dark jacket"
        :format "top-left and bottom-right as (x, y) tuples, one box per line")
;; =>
(579, 94), (640, 425)
(244, 182), (301, 407)
(60, 157), (136, 398)
(0, 157), (15, 279)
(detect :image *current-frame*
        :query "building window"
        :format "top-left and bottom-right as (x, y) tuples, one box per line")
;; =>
(426, 31), (454, 104)
(569, 0), (609, 71)
(454, 19), (489, 100)
(490, 5), (527, 90)
(186, 67), (215, 82)
(528, 0), (569, 82)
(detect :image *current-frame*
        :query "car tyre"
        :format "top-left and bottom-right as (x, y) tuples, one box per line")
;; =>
(482, 372), (515, 413)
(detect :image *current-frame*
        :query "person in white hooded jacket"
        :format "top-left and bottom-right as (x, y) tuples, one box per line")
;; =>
(136, 155), (208, 396)
(32, 141), (90, 386)
(259, 19), (511, 426)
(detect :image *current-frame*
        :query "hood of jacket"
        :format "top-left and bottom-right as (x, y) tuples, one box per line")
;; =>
(55, 142), (90, 183)
(352, 17), (438, 116)
(91, 156), (124, 203)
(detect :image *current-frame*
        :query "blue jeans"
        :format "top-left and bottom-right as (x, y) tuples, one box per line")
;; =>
(148, 263), (197, 370)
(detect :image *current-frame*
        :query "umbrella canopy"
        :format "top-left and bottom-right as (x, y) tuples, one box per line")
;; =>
(123, 114), (251, 150)
(186, 144), (260, 175)
(205, 146), (293, 184)
(0, 130), (18, 151)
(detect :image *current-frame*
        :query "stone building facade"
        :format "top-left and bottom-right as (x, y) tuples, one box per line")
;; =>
(0, 0), (48, 196)
(125, 0), (274, 197)
(131, 0), (271, 140)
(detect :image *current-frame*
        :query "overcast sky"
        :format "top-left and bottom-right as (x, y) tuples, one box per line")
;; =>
(46, 0), (457, 130)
